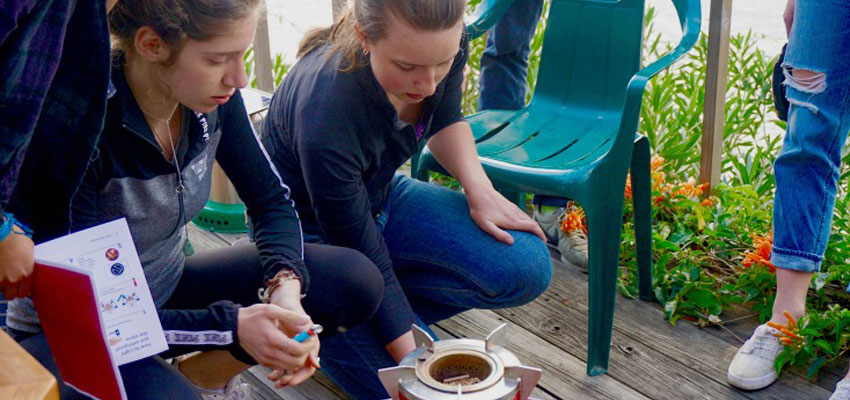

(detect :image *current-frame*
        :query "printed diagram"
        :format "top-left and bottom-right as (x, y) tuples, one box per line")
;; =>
(101, 291), (141, 314)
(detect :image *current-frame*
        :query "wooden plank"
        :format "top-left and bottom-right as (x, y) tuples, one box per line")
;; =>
(214, 232), (248, 246)
(242, 367), (347, 400)
(187, 223), (230, 251)
(493, 253), (832, 399)
(698, 0), (733, 194)
(436, 310), (648, 400)
(253, 0), (275, 92)
(310, 371), (352, 399)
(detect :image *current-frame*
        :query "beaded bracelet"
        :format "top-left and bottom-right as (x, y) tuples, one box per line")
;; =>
(0, 212), (33, 242)
(257, 268), (301, 303)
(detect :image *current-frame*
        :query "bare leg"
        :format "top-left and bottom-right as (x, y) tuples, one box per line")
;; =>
(769, 268), (811, 324)
(386, 331), (415, 363)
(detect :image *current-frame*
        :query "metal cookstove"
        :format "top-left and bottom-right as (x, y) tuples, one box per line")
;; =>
(379, 324), (542, 400)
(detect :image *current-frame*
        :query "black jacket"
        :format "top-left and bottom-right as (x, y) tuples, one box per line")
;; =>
(261, 35), (468, 345)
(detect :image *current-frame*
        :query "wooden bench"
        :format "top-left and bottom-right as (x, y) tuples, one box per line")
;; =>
(0, 329), (58, 400)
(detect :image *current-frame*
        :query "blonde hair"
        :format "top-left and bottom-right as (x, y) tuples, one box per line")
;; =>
(298, 0), (465, 72)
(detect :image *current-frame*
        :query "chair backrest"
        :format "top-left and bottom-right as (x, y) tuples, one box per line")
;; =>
(532, 0), (646, 114)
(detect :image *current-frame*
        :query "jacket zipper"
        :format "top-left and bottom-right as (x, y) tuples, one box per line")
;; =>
(122, 122), (187, 236)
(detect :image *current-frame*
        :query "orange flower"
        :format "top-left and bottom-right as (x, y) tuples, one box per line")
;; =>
(650, 156), (666, 192)
(653, 172), (666, 192)
(672, 178), (709, 198)
(701, 198), (713, 207)
(741, 232), (775, 273)
(783, 310), (797, 330)
(560, 208), (588, 235)
(768, 311), (803, 348)
(650, 155), (665, 171)
(626, 154), (664, 198)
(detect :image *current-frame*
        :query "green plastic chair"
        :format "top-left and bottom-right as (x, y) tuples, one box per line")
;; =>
(416, 0), (700, 375)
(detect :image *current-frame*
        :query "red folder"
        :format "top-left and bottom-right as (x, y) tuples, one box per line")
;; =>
(31, 260), (126, 400)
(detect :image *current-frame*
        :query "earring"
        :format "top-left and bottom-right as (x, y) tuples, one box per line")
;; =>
(362, 48), (369, 55)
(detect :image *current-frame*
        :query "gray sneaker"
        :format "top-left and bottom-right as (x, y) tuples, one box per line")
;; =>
(831, 378), (850, 400)
(557, 202), (589, 273)
(533, 203), (589, 272)
(532, 206), (565, 245)
(558, 228), (589, 273)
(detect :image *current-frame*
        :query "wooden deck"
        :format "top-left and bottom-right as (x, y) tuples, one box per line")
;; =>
(188, 223), (837, 400)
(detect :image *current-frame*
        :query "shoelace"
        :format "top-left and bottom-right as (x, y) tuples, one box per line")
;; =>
(740, 325), (781, 356)
(566, 231), (588, 250)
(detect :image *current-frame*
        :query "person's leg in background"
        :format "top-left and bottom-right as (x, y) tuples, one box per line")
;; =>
(727, 0), (850, 392)
(478, 0), (544, 111)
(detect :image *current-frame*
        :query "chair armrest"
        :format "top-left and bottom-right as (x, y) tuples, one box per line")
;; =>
(609, 0), (700, 162)
(466, 0), (518, 39)
(633, 0), (701, 83)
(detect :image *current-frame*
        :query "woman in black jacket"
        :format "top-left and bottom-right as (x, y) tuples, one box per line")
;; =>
(262, 0), (553, 397)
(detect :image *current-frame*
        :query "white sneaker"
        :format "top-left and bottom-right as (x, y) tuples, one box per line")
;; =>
(830, 378), (850, 400)
(197, 374), (252, 400)
(727, 324), (783, 390)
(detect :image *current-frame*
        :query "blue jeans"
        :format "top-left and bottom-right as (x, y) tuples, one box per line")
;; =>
(311, 175), (552, 399)
(771, 0), (850, 273)
(478, 0), (544, 111)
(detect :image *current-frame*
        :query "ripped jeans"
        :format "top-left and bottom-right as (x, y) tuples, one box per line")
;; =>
(770, 0), (850, 273)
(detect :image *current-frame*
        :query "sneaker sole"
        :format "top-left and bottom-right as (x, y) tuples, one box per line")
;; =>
(560, 254), (588, 274)
(727, 369), (777, 391)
